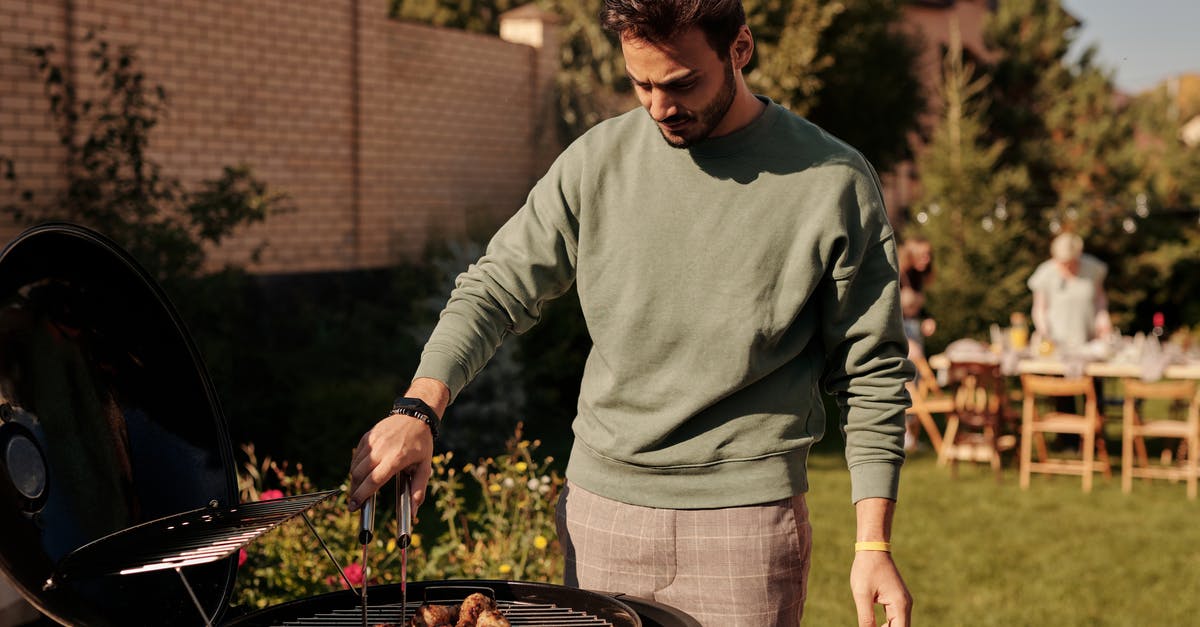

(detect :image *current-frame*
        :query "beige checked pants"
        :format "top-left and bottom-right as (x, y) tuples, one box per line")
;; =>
(556, 482), (812, 627)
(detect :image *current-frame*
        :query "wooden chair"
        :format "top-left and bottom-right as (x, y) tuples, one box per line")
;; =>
(905, 355), (955, 455)
(938, 363), (1017, 479)
(1019, 374), (1111, 492)
(1121, 379), (1200, 499)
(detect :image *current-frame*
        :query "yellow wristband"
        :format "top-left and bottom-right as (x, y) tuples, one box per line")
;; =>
(855, 541), (892, 553)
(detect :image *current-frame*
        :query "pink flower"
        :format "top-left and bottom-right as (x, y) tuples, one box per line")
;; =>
(237, 548), (248, 568)
(345, 563), (364, 585)
(259, 489), (284, 501)
(324, 563), (368, 589)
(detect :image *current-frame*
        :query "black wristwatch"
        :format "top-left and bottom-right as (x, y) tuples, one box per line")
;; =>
(390, 397), (440, 441)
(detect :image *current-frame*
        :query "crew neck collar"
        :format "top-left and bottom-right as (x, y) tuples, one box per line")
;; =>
(685, 95), (780, 159)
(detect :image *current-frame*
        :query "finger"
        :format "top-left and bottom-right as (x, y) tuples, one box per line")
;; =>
(349, 456), (400, 512)
(884, 600), (910, 627)
(854, 592), (877, 627)
(349, 430), (372, 470)
(350, 442), (383, 490)
(410, 460), (433, 509)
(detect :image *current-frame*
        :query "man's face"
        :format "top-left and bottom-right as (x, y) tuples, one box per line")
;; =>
(621, 27), (738, 148)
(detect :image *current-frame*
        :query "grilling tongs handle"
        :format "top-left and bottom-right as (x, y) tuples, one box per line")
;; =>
(397, 473), (413, 548)
(358, 493), (376, 545)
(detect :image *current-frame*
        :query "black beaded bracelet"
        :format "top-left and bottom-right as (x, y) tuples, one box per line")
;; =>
(390, 397), (440, 441)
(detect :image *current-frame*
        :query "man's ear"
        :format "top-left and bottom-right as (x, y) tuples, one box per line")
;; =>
(730, 25), (754, 70)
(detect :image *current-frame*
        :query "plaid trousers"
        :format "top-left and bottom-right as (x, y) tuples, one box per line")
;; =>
(556, 482), (812, 627)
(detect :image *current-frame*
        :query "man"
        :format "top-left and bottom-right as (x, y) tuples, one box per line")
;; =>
(1028, 232), (1112, 349)
(350, 1), (913, 624)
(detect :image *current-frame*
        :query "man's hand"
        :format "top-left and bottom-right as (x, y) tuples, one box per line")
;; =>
(851, 550), (911, 626)
(348, 378), (449, 511)
(852, 497), (911, 626)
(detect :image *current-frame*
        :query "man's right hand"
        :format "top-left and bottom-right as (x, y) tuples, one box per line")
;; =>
(348, 378), (450, 511)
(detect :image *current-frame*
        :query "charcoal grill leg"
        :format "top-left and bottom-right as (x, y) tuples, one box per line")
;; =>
(174, 567), (214, 627)
(302, 511), (361, 595)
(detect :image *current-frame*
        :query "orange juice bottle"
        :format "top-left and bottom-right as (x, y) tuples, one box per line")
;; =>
(1009, 312), (1029, 350)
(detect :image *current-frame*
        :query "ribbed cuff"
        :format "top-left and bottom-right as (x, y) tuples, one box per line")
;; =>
(849, 461), (902, 503)
(412, 351), (469, 404)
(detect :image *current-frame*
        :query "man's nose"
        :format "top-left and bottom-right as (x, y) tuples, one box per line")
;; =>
(648, 89), (678, 122)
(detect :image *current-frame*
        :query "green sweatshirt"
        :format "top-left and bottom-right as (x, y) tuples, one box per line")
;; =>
(415, 97), (913, 508)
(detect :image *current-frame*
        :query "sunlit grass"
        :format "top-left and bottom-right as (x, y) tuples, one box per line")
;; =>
(802, 442), (1200, 625)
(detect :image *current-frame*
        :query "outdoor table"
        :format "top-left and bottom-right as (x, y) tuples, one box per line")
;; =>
(928, 353), (1200, 380)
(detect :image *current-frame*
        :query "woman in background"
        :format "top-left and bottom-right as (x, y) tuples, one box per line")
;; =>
(898, 236), (936, 451)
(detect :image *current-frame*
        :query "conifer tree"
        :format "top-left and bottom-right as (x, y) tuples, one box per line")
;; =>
(913, 23), (1033, 347)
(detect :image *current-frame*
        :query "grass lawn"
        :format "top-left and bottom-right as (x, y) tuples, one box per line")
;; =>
(801, 443), (1200, 625)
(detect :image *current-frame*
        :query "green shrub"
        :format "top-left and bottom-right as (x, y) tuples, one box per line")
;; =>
(2, 32), (290, 285)
(231, 425), (563, 610)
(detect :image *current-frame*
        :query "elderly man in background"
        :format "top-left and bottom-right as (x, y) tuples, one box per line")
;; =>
(1028, 232), (1112, 349)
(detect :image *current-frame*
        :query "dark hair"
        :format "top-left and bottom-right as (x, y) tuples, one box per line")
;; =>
(600, 0), (746, 58)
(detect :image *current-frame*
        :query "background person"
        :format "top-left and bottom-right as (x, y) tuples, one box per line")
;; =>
(1028, 232), (1112, 349)
(1027, 232), (1111, 450)
(349, 1), (913, 624)
(898, 236), (936, 452)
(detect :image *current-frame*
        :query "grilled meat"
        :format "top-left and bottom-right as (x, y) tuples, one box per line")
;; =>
(475, 609), (512, 627)
(456, 592), (498, 627)
(409, 603), (459, 627)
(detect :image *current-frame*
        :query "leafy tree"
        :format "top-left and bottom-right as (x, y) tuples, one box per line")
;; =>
(1116, 87), (1200, 327)
(742, 0), (841, 114)
(913, 24), (1033, 348)
(1, 33), (290, 284)
(541, 0), (632, 139)
(982, 0), (1200, 332)
(390, 0), (526, 33)
(803, 0), (926, 170)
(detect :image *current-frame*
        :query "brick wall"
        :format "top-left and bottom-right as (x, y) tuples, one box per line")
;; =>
(0, 0), (552, 273)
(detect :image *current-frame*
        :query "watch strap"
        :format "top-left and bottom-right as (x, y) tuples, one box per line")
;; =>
(390, 397), (440, 440)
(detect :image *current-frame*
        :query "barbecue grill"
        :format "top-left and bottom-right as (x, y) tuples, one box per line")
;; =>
(0, 224), (699, 627)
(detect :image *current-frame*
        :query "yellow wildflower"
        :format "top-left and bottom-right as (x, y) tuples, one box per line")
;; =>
(533, 535), (548, 550)
(386, 538), (396, 553)
(411, 534), (421, 548)
(489, 483), (501, 493)
(498, 563), (512, 574)
(514, 461), (528, 473)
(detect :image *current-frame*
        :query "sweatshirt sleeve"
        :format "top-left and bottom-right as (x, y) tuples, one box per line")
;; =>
(817, 158), (914, 503)
(413, 150), (581, 403)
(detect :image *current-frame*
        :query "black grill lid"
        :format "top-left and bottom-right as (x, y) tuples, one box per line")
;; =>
(0, 223), (239, 625)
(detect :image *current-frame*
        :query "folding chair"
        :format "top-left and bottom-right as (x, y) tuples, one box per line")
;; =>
(1019, 374), (1111, 492)
(938, 363), (1016, 479)
(905, 355), (955, 455)
(1121, 378), (1200, 499)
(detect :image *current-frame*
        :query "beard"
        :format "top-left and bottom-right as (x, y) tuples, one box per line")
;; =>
(656, 62), (737, 149)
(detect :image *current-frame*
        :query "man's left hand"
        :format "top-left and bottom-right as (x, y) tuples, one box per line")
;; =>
(850, 550), (912, 627)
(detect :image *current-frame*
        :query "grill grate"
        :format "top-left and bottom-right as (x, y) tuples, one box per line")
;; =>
(274, 599), (614, 626)
(48, 490), (340, 585)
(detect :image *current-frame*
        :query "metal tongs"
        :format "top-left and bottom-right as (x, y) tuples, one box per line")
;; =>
(397, 473), (413, 622)
(358, 473), (413, 627)
(358, 493), (376, 627)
